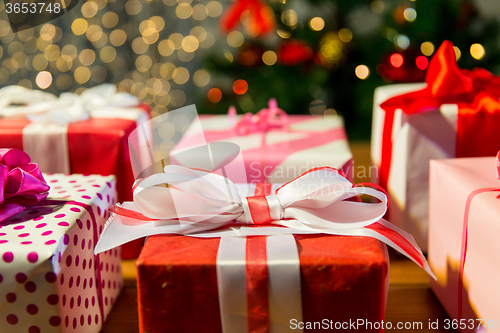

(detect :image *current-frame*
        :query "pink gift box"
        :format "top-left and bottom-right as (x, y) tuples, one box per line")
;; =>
(0, 174), (122, 333)
(429, 157), (500, 332)
(171, 114), (353, 183)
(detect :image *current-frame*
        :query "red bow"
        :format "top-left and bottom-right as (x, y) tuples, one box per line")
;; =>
(220, 0), (275, 37)
(379, 41), (500, 190)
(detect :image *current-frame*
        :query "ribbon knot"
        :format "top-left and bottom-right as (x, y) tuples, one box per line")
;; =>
(230, 98), (289, 136)
(240, 194), (282, 225)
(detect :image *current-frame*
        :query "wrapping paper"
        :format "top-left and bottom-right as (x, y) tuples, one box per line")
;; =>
(428, 157), (500, 332)
(135, 183), (390, 333)
(0, 174), (122, 333)
(171, 114), (353, 183)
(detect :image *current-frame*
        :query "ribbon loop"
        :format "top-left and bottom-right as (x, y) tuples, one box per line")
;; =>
(232, 98), (289, 136)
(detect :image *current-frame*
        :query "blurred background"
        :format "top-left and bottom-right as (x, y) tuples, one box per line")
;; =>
(1, 0), (500, 140)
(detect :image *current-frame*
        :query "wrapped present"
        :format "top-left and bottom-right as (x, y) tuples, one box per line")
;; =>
(0, 84), (152, 258)
(371, 41), (500, 251)
(95, 165), (433, 332)
(0, 149), (122, 333)
(170, 99), (353, 184)
(428, 154), (500, 332)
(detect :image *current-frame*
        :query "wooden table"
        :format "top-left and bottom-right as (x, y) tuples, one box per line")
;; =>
(101, 142), (455, 332)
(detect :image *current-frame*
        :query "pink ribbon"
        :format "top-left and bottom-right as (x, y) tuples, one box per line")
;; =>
(0, 148), (50, 223)
(458, 151), (500, 321)
(229, 99), (289, 183)
(230, 98), (289, 136)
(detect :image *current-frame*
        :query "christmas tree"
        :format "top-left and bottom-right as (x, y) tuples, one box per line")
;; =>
(0, 0), (499, 140)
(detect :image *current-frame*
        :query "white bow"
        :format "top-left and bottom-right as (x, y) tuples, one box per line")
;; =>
(0, 84), (140, 125)
(95, 165), (435, 278)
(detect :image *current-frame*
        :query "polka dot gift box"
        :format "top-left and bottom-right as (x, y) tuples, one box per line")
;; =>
(0, 171), (122, 333)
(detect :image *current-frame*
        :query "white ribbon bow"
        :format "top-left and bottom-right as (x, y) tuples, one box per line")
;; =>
(95, 165), (435, 278)
(0, 84), (140, 125)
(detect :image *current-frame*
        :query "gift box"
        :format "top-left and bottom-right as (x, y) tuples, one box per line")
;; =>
(0, 85), (152, 258)
(371, 41), (500, 251)
(428, 156), (500, 332)
(95, 165), (431, 333)
(0, 172), (122, 333)
(170, 100), (353, 183)
(136, 233), (389, 333)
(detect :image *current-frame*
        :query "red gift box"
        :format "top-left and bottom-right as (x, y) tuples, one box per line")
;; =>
(136, 234), (389, 333)
(0, 109), (150, 259)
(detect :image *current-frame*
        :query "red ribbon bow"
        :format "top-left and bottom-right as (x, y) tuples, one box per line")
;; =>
(379, 41), (500, 190)
(0, 148), (50, 223)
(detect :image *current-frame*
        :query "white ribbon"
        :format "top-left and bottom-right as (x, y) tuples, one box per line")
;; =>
(0, 85), (144, 174)
(94, 165), (434, 278)
(217, 235), (303, 333)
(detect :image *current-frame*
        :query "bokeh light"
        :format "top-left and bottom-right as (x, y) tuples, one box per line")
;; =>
(36, 71), (52, 89)
(470, 43), (485, 60)
(390, 53), (404, 68)
(355, 65), (369, 79)
(233, 79), (248, 95)
(309, 17), (325, 31)
(207, 88), (222, 103)
(415, 56), (428, 70)
(262, 51), (277, 66)
(420, 42), (434, 56)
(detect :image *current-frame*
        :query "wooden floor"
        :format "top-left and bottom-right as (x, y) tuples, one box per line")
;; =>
(101, 142), (455, 332)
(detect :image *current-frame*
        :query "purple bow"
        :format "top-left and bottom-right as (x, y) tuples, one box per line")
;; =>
(0, 149), (50, 223)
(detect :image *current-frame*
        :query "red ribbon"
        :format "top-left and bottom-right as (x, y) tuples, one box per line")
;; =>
(458, 152), (500, 321)
(246, 183), (272, 333)
(230, 99), (289, 183)
(379, 41), (500, 190)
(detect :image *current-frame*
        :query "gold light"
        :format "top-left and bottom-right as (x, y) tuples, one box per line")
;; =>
(454, 46), (461, 60)
(470, 43), (485, 60)
(100, 46), (117, 63)
(355, 65), (370, 79)
(18, 79), (32, 89)
(125, 0), (142, 15)
(193, 69), (210, 87)
(338, 28), (353, 42)
(40, 24), (56, 41)
(150, 16), (165, 31)
(158, 39), (175, 56)
(110, 29), (127, 46)
(102, 12), (119, 28)
(281, 9), (297, 27)
(170, 90), (187, 107)
(309, 17), (325, 31)
(81, 1), (98, 18)
(136, 55), (153, 72)
(32, 54), (48, 71)
(172, 66), (189, 84)
(71, 19), (88, 36)
(190, 26), (207, 42)
(178, 49), (195, 62)
(56, 73), (72, 90)
(91, 66), (107, 83)
(192, 4), (208, 20)
(206, 1), (222, 17)
(262, 51), (277, 65)
(420, 41), (434, 56)
(227, 31), (244, 48)
(36, 71), (52, 89)
(176, 3), (193, 19)
(74, 66), (91, 84)
(132, 37), (149, 54)
(79, 49), (95, 66)
(160, 63), (176, 79)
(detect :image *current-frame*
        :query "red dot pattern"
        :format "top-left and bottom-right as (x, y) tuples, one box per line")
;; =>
(0, 174), (122, 332)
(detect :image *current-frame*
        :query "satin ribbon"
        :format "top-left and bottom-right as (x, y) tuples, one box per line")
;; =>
(0, 148), (49, 222)
(379, 40), (500, 190)
(95, 165), (434, 271)
(95, 165), (434, 332)
(229, 99), (289, 183)
(458, 151), (500, 321)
